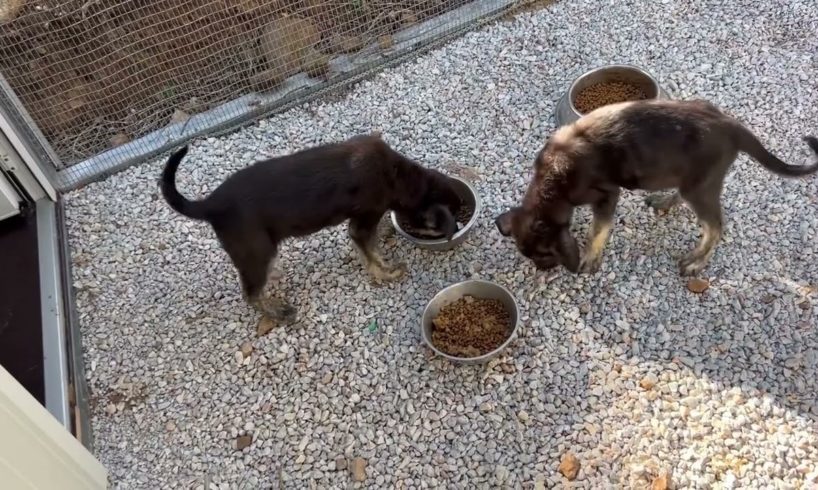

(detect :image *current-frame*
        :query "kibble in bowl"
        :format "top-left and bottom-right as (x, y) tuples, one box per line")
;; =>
(431, 295), (511, 358)
(555, 64), (669, 127)
(573, 80), (648, 114)
(421, 280), (519, 364)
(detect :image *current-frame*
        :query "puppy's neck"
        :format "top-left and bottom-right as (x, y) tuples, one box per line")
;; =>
(523, 175), (573, 225)
(390, 156), (429, 211)
(526, 197), (573, 227)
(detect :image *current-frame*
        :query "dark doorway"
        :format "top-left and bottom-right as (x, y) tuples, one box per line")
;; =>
(0, 206), (45, 405)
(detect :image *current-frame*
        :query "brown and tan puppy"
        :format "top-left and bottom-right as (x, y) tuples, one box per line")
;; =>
(161, 133), (462, 321)
(496, 99), (818, 276)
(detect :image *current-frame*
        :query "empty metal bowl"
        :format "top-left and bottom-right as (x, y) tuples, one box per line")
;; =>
(554, 64), (670, 127)
(421, 279), (519, 365)
(390, 176), (480, 251)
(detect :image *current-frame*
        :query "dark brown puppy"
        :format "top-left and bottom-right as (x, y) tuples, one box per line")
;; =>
(496, 99), (818, 276)
(161, 133), (462, 320)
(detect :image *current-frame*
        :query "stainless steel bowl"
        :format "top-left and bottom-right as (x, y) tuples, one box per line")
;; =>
(554, 64), (670, 127)
(390, 176), (481, 251)
(421, 279), (519, 365)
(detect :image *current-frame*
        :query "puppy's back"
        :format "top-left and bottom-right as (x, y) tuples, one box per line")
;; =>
(203, 136), (396, 232)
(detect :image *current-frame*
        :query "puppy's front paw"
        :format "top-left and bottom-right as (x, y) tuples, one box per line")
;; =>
(579, 254), (602, 274)
(260, 297), (297, 322)
(678, 254), (707, 276)
(388, 261), (408, 276)
(368, 261), (407, 283)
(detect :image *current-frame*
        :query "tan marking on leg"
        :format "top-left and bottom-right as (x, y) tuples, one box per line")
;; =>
(588, 220), (613, 257)
(367, 261), (405, 281)
(351, 241), (372, 267)
(372, 250), (406, 280)
(580, 218), (613, 274)
(697, 222), (722, 262)
(369, 250), (389, 268)
(680, 221), (722, 276)
(355, 243), (405, 282)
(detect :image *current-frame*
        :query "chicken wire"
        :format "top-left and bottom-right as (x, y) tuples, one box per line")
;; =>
(0, 0), (532, 190)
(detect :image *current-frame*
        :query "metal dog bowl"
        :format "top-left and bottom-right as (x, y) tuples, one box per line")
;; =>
(554, 64), (670, 127)
(390, 176), (481, 251)
(421, 279), (519, 365)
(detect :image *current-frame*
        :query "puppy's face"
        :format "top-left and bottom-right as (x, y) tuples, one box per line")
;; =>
(397, 205), (457, 239)
(495, 207), (580, 273)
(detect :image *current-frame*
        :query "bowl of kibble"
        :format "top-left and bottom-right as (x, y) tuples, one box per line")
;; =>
(554, 64), (670, 126)
(421, 279), (519, 365)
(390, 176), (480, 251)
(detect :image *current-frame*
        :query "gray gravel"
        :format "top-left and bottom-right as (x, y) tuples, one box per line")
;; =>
(65, 0), (818, 488)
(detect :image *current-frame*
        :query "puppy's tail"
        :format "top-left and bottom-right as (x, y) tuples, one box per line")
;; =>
(734, 123), (818, 177)
(160, 146), (210, 221)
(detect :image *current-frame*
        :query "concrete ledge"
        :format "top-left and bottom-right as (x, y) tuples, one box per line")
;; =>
(36, 199), (70, 430)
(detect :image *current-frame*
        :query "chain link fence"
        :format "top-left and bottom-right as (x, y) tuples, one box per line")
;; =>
(0, 0), (537, 189)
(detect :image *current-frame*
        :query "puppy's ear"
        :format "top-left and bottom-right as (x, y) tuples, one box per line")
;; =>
(556, 227), (580, 273)
(495, 208), (519, 237)
(430, 204), (457, 241)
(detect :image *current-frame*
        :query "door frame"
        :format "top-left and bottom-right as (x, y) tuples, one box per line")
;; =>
(0, 74), (59, 202)
(0, 365), (107, 489)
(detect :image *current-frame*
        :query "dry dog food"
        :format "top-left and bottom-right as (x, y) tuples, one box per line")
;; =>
(573, 81), (648, 114)
(398, 201), (474, 239)
(431, 295), (512, 357)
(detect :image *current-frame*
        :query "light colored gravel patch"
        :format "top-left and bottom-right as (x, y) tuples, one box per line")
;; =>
(65, 0), (818, 488)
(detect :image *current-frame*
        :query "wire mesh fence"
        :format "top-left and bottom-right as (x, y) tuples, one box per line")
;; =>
(0, 0), (530, 189)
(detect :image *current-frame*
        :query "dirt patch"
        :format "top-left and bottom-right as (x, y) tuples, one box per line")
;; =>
(573, 80), (648, 114)
(99, 379), (148, 415)
(431, 295), (512, 357)
(500, 0), (556, 22)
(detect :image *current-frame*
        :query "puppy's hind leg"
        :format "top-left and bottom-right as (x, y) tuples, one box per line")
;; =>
(349, 214), (406, 282)
(580, 190), (620, 274)
(217, 227), (296, 321)
(678, 183), (724, 276)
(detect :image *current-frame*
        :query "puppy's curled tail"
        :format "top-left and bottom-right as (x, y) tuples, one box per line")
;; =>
(735, 123), (818, 177)
(161, 146), (210, 221)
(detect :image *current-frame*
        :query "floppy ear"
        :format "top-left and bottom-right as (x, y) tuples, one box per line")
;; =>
(430, 204), (457, 241)
(556, 227), (580, 273)
(495, 208), (519, 237)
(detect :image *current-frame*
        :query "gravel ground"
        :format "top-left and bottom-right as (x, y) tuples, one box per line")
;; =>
(65, 0), (818, 488)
